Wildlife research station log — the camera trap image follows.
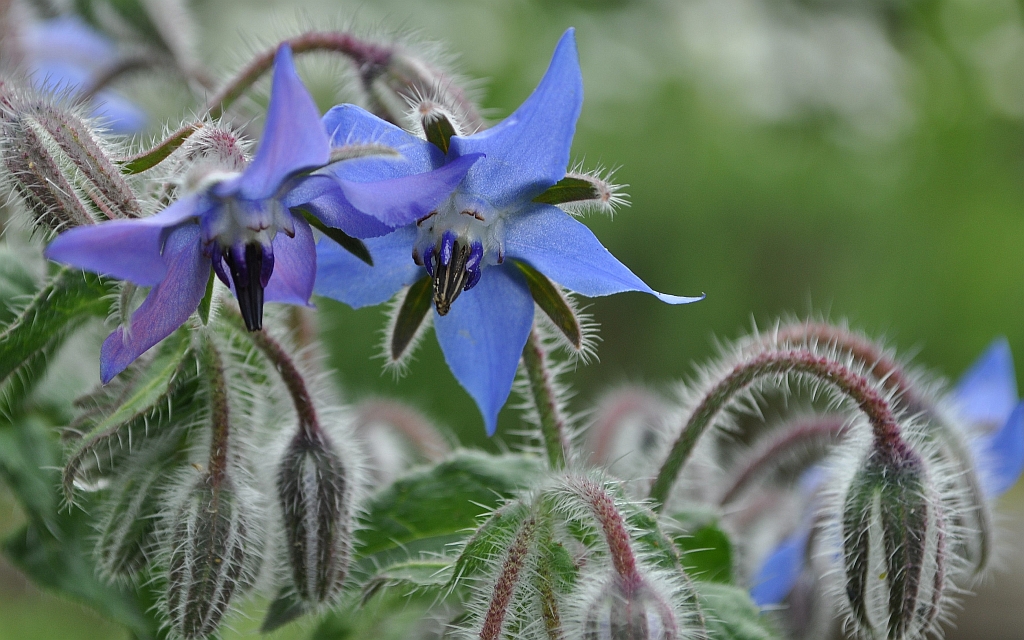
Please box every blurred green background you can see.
[4,0,1024,637]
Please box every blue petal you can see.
[954,338,1018,428]
[25,16,117,70]
[974,401,1024,497]
[322,104,442,179]
[233,45,330,200]
[90,89,148,134]
[448,29,582,208]
[503,204,703,304]
[434,265,534,436]
[264,213,315,306]
[313,226,420,308]
[45,195,205,286]
[750,530,809,607]
[334,153,481,228]
[100,225,209,383]
[287,176,394,239]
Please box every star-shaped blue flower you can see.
[312,29,701,435]
[22,15,147,134]
[46,45,471,384]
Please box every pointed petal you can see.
[334,153,481,228]
[954,338,1018,427]
[235,45,330,200]
[45,195,204,286]
[313,226,420,308]
[264,213,315,306]
[448,29,582,208]
[750,530,808,607]
[100,225,208,383]
[974,401,1024,497]
[504,204,703,304]
[322,104,442,178]
[434,265,534,436]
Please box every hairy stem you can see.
[204,341,231,484]
[718,414,850,506]
[479,516,537,640]
[205,32,393,120]
[649,348,908,511]
[248,329,321,440]
[522,330,569,470]
[567,475,641,585]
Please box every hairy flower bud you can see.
[841,445,947,640]
[95,458,170,581]
[164,472,261,639]
[277,428,352,605]
[583,573,678,640]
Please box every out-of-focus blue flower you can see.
[311,28,701,435]
[750,340,1024,608]
[20,15,147,134]
[46,45,432,384]
[952,338,1024,497]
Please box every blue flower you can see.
[311,29,701,436]
[46,45,455,384]
[952,338,1024,497]
[21,15,147,134]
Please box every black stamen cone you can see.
[432,241,471,316]
[225,243,265,331]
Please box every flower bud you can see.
[841,445,947,640]
[583,574,678,640]
[277,428,352,605]
[164,472,261,639]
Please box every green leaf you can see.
[0,267,110,389]
[119,123,201,175]
[62,329,198,497]
[362,559,453,604]
[390,277,432,361]
[532,176,601,206]
[294,207,373,266]
[513,260,581,349]
[697,583,780,640]
[4,516,161,640]
[669,506,734,584]
[357,451,543,560]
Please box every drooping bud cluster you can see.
[582,573,678,640]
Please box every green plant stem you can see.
[521,330,568,470]
[248,329,321,440]
[204,341,230,483]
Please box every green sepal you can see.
[422,112,457,154]
[62,328,198,498]
[448,500,532,588]
[294,207,373,266]
[198,268,216,325]
[532,176,601,206]
[119,123,201,174]
[260,589,307,633]
[513,260,582,349]
[390,276,432,361]
[357,451,543,562]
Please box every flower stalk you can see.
[479,516,537,640]
[522,329,570,469]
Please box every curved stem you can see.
[205,32,393,120]
[648,348,907,511]
[79,55,163,101]
[248,329,321,440]
[354,399,450,462]
[522,329,569,470]
[567,475,640,584]
[718,415,850,506]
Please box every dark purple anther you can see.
[223,242,269,331]
[430,235,478,316]
[260,243,275,288]
[210,244,231,287]
[464,241,484,291]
